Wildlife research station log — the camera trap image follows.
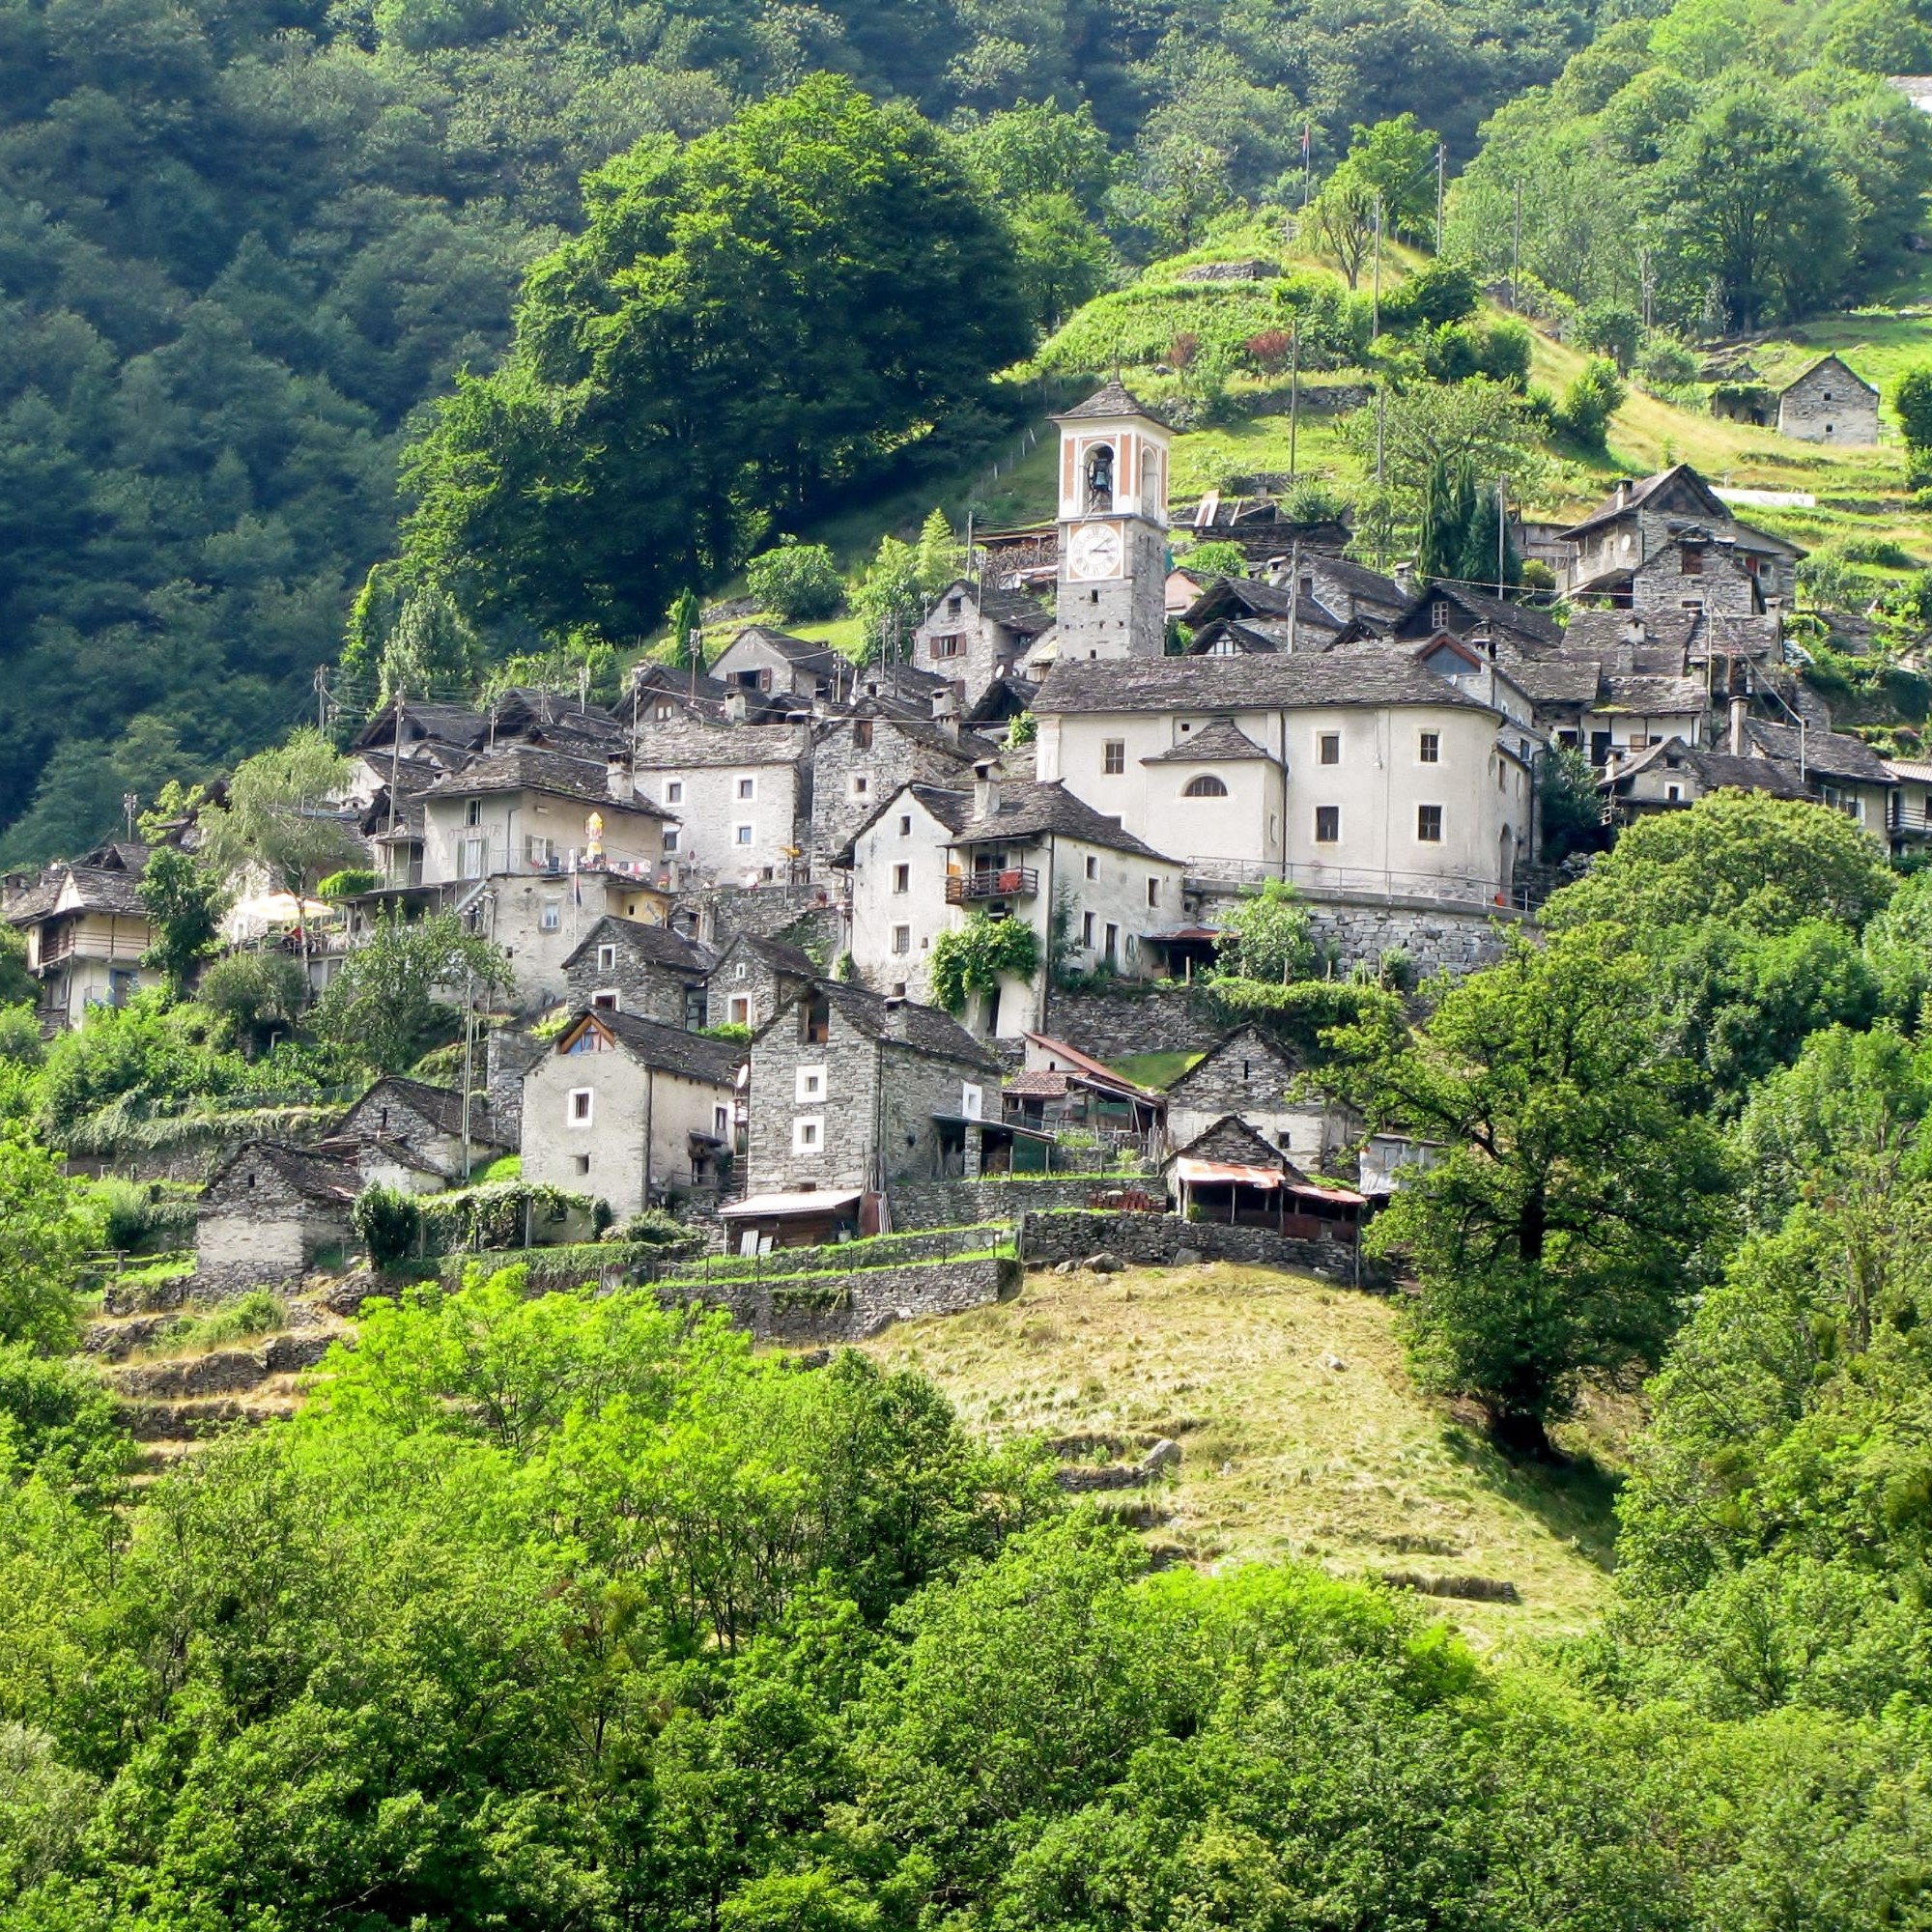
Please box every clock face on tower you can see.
[1066,520,1125,582]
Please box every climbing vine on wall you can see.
[929,915,1041,1013]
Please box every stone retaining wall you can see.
[661,1253,1019,1344]
[889,1176,1133,1230]
[1039,984,1210,1058]
[1018,1209,1385,1284]
[1300,895,1520,979]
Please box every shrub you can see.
[354,1184,422,1269]
[1179,539,1247,578]
[1556,357,1626,450]
[1381,259,1479,330]
[151,1289,287,1354]
[1573,299,1641,371]
[1635,333,1698,388]
[605,1208,699,1249]
[745,537,845,623]
[89,1177,156,1253]
[1284,477,1347,524]
[316,868,380,900]
[1243,327,1294,374]
[930,915,1041,1014]
[198,952,307,1050]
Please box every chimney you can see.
[1616,480,1631,508]
[973,758,1000,822]
[882,993,910,1037]
[1623,615,1644,647]
[724,691,748,724]
[1394,560,1415,592]
[1729,696,1747,756]
[606,753,632,802]
[931,686,960,738]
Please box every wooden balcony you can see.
[947,867,1037,904]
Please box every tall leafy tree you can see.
[136,848,231,1000]
[404,77,1030,640]
[1332,925,1732,1453]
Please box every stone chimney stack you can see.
[882,993,910,1038]
[931,686,960,739]
[606,753,632,802]
[973,758,1000,823]
[1729,696,1748,757]
[1617,479,1632,508]
[724,691,748,724]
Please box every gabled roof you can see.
[420,748,675,817]
[5,861,151,925]
[1745,720,1896,786]
[714,625,852,673]
[351,698,488,753]
[831,781,974,865]
[337,1075,473,1141]
[761,982,1005,1073]
[714,932,821,978]
[925,579,1055,637]
[1034,646,1498,718]
[205,1139,359,1209]
[1557,465,1733,540]
[1168,1026,1302,1095]
[562,914,714,976]
[1778,354,1877,400]
[1306,554,1409,608]
[1163,1113,1299,1175]
[1596,674,1708,716]
[1054,377,1163,423]
[1143,718,1276,763]
[945,781,1180,863]
[1395,582,1564,649]
[550,1009,743,1086]
[1603,736,1809,801]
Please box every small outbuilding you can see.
[196,1141,360,1297]
[1162,1115,1364,1242]
[1776,355,1879,445]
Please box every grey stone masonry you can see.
[661,1253,1019,1344]
[563,918,712,1029]
[1776,355,1879,446]
[1041,984,1213,1058]
[888,1174,1124,1230]
[1019,1209,1385,1283]
[485,1024,546,1151]
[1301,894,1519,978]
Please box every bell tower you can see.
[1053,379,1171,662]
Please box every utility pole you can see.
[459,968,475,1180]
[123,792,138,842]
[1496,475,1509,598]
[1287,320,1301,480]
[1287,536,1302,654]
[1371,195,1383,339]
[1435,143,1446,255]
[313,663,330,735]
[1300,120,1312,215]
[387,688,404,839]
[1510,182,1522,310]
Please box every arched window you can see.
[1182,775,1229,797]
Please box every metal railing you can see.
[1183,858,1533,912]
[947,867,1038,903]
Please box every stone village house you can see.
[1161,1026,1353,1168]
[725,981,1004,1249]
[318,1074,508,1191]
[912,578,1055,710]
[195,1140,359,1297]
[1776,355,1880,445]
[2,841,156,1030]
[705,932,819,1031]
[520,1009,742,1220]
[562,915,715,1030]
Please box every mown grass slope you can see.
[862,1260,1621,1649]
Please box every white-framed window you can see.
[796,1065,827,1102]
[728,996,751,1025]
[567,1088,594,1127]
[893,924,911,954]
[666,780,684,804]
[736,775,756,801]
[792,1115,824,1152]
[1319,732,1340,765]
[734,961,748,980]
[525,834,554,867]
[893,864,910,894]
[1103,739,1125,775]
[1315,806,1340,842]
[465,798,482,828]
[662,829,679,852]
[1419,730,1439,764]
[1417,805,1443,842]
[1182,775,1228,797]
[1665,782,1682,802]
[850,776,868,798]
[1430,598,1453,629]
[591,990,618,1011]
[597,943,617,970]
[961,1082,982,1120]
[459,837,487,880]
[734,824,754,846]
[540,901,561,932]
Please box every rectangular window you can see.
[892,924,911,954]
[666,781,684,804]
[524,835,554,867]
[591,990,618,1011]
[568,1088,593,1126]
[734,824,753,846]
[801,991,831,1045]
[1085,855,1098,881]
[573,1152,590,1176]
[934,634,963,658]
[893,864,910,894]
[736,776,756,800]
[459,838,487,880]
[1318,732,1340,765]
[1665,783,1682,802]
[854,720,873,750]
[1082,911,1094,947]
[1104,923,1119,964]
[795,1065,827,1103]
[1417,805,1443,842]
[850,776,868,798]
[1682,549,1704,575]
[714,1105,730,1137]
[961,1082,982,1120]
[540,901,561,932]
[792,1115,823,1152]
[899,815,913,837]
[1147,877,1160,908]
[1315,806,1340,843]
[464,798,481,828]
[1103,739,1125,775]
[1418,731,1439,764]
[729,996,751,1026]
[662,829,679,853]
[597,944,617,970]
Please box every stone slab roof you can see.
[420,748,675,817]
[1746,720,1895,785]
[562,915,714,976]
[554,1009,743,1086]
[799,981,1005,1074]
[945,781,1178,862]
[1054,377,1162,422]
[1144,718,1275,762]
[1035,647,1496,718]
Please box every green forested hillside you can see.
[0,0,1604,862]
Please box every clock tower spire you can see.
[1052,378,1171,663]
